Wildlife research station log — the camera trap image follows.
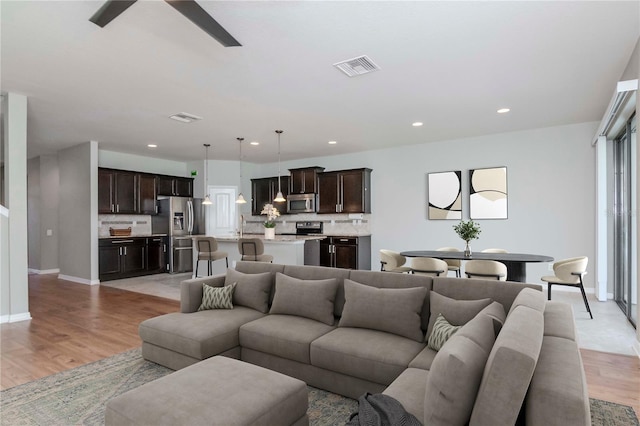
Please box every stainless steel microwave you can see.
[287,193,317,213]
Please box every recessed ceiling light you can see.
[328,140,337,145]
[497,108,510,114]
[412,122,423,127]
[147,144,157,148]
[250,141,260,146]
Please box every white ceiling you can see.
[2,1,639,164]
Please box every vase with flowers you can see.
[453,220,481,257]
[261,203,280,239]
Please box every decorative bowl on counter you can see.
[109,227,132,236]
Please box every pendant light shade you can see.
[236,137,247,204]
[273,130,286,202]
[202,143,212,205]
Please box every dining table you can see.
[399,250,554,283]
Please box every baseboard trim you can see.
[28,268,60,275]
[0,312,32,323]
[57,274,100,286]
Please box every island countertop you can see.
[214,234,325,244]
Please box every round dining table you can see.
[400,250,554,283]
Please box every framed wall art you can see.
[428,170,462,220]
[469,166,508,219]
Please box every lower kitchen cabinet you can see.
[319,236,371,270]
[99,237,167,281]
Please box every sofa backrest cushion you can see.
[224,269,272,313]
[235,261,285,303]
[283,265,351,316]
[426,292,492,340]
[469,305,544,426]
[423,312,497,425]
[269,273,338,325]
[507,287,546,316]
[349,270,433,329]
[433,277,542,313]
[339,279,428,342]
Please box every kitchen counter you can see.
[215,234,326,244]
[99,234,168,240]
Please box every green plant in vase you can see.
[453,220,481,257]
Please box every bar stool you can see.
[194,236,228,277]
[238,238,274,262]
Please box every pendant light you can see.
[202,143,212,205]
[236,137,247,204]
[273,129,286,202]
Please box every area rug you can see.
[1,348,636,426]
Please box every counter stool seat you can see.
[105,356,309,426]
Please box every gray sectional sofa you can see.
[139,261,590,425]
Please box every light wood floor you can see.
[1,274,639,418]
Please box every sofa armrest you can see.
[180,275,226,313]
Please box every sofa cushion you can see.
[507,287,546,316]
[339,279,427,342]
[543,301,577,341]
[383,368,429,424]
[427,313,460,351]
[407,347,438,370]
[198,283,235,311]
[239,314,335,364]
[225,269,272,313]
[283,264,352,317]
[139,307,265,360]
[426,292,491,339]
[423,312,497,426]
[269,273,338,325]
[310,327,425,385]
[469,305,544,426]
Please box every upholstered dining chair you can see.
[194,236,228,277]
[238,238,274,263]
[464,260,507,281]
[411,257,448,277]
[481,248,508,253]
[436,247,462,277]
[541,256,592,319]
[379,249,412,273]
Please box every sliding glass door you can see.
[613,113,637,327]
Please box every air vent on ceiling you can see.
[169,112,203,123]
[333,55,380,77]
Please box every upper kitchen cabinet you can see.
[289,167,324,194]
[98,169,137,214]
[138,173,157,215]
[251,176,290,215]
[157,176,193,197]
[317,168,372,214]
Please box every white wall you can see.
[99,150,188,176]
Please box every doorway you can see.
[205,186,238,237]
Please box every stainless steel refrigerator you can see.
[152,197,205,273]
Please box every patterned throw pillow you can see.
[198,283,236,311]
[427,313,460,351]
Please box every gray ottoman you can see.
[106,356,309,426]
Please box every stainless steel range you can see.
[296,221,324,266]
[295,221,323,235]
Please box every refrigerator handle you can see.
[187,200,194,234]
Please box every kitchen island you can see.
[192,234,325,277]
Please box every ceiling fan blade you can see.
[164,0,241,47]
[90,0,137,27]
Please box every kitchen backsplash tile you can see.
[98,214,152,237]
[241,213,371,236]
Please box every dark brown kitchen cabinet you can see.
[146,237,167,273]
[138,174,157,214]
[317,168,372,214]
[289,167,324,194]
[99,237,167,281]
[319,236,371,270]
[157,176,193,197]
[98,169,137,214]
[251,176,290,215]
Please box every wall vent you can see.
[333,55,380,77]
[169,112,203,123]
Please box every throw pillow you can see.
[197,283,236,311]
[224,269,273,313]
[427,313,460,351]
[269,273,338,325]
[338,279,428,342]
[426,292,492,340]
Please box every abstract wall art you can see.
[428,170,462,220]
[469,166,508,219]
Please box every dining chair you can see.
[541,257,592,319]
[481,248,508,253]
[238,238,274,263]
[464,260,507,280]
[194,236,228,277]
[411,257,448,277]
[436,247,461,277]
[379,249,412,273]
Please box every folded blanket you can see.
[346,392,422,426]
